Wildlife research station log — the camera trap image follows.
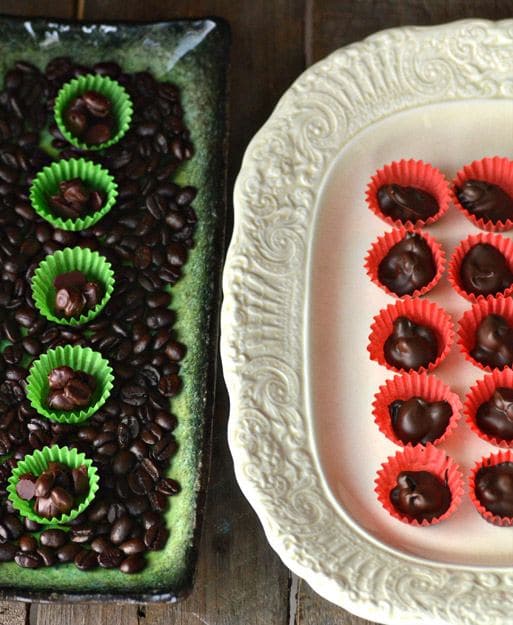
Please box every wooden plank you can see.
[307,0,513,63]
[294,577,376,625]
[31,604,140,625]
[0,1,74,18]
[0,601,28,625]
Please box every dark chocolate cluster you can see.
[475,462,513,517]
[457,179,513,224]
[49,177,105,220]
[64,90,115,145]
[389,397,452,445]
[53,270,102,318]
[389,470,451,521]
[378,232,436,296]
[384,317,438,371]
[471,314,513,368]
[377,184,439,223]
[16,461,88,519]
[476,387,513,440]
[460,243,513,296]
[47,366,96,411]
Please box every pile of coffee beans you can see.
[47,366,96,411]
[64,90,115,145]
[49,177,105,220]
[16,461,88,519]
[0,57,194,572]
[54,270,103,318]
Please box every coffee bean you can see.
[0,542,16,561]
[56,542,81,563]
[120,553,146,574]
[98,546,124,568]
[19,534,38,552]
[74,548,98,570]
[156,477,181,495]
[158,374,182,397]
[40,528,67,548]
[70,525,94,543]
[37,545,56,566]
[110,515,133,545]
[15,551,42,568]
[144,524,168,550]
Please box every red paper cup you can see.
[375,444,464,526]
[365,227,445,299]
[469,450,513,525]
[457,297,513,372]
[373,372,461,447]
[448,232,513,302]
[366,159,450,229]
[368,298,454,374]
[464,369,513,447]
[451,157,513,232]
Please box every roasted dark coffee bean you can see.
[120,553,146,574]
[156,477,181,495]
[110,515,133,545]
[37,545,56,567]
[158,374,182,397]
[56,542,81,563]
[22,336,41,356]
[15,551,42,568]
[0,542,16,561]
[152,436,178,462]
[165,341,186,362]
[144,524,169,550]
[24,518,40,532]
[74,548,98,570]
[19,534,38,552]
[3,344,23,365]
[140,457,160,482]
[112,449,136,475]
[91,536,111,553]
[3,514,23,539]
[119,537,145,555]
[70,525,94,543]
[125,496,149,516]
[154,411,177,431]
[98,546,124,568]
[40,528,67,548]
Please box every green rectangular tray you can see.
[0,14,229,603]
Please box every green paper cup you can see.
[7,445,99,526]
[29,157,117,231]
[26,345,114,424]
[54,73,133,150]
[32,247,115,327]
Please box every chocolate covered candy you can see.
[47,366,96,411]
[471,314,513,369]
[476,387,513,440]
[390,470,451,521]
[475,462,513,517]
[389,397,452,445]
[460,243,513,296]
[457,179,513,224]
[384,316,438,371]
[64,91,114,145]
[53,270,103,318]
[378,232,436,296]
[377,184,439,223]
[48,178,105,220]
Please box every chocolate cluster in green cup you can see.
[7,446,99,526]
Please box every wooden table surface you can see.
[0,1,513,624]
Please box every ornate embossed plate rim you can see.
[222,18,513,625]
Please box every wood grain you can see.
[31,604,140,625]
[0,601,28,625]
[0,1,73,18]
[307,0,513,63]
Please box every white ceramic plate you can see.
[221,19,513,625]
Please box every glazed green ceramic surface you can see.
[0,17,228,600]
